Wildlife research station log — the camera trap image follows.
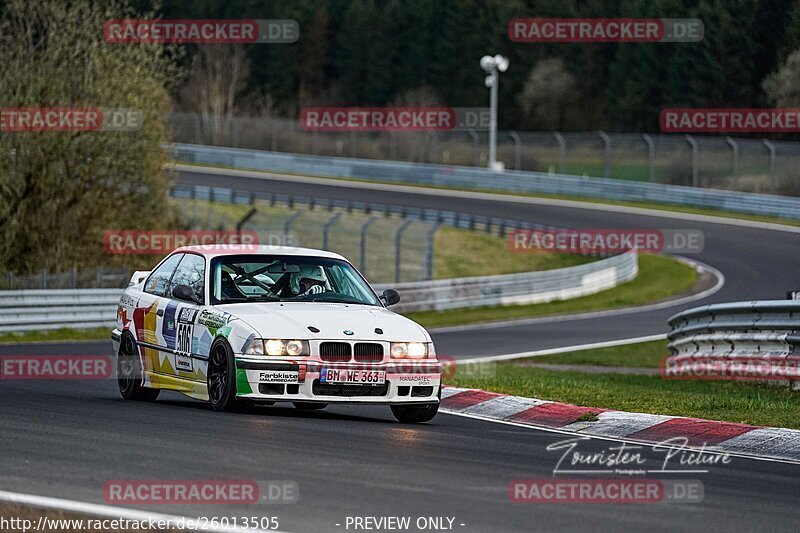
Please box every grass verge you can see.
[445,341,800,429]
[407,253,697,328]
[521,339,668,368]
[0,327,109,344]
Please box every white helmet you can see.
[290,265,326,295]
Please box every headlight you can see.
[243,337,265,355]
[263,339,310,356]
[390,342,432,359]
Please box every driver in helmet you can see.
[290,265,328,296]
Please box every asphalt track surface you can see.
[2,167,799,532]
[176,167,800,356]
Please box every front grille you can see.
[320,342,351,362]
[312,379,389,397]
[354,342,383,362]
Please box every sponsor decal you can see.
[258,371,299,383]
[198,310,228,329]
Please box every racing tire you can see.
[207,339,242,412]
[293,402,327,411]
[117,333,159,402]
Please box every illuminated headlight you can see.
[263,339,310,356]
[390,342,432,359]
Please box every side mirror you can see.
[172,284,202,304]
[380,288,401,306]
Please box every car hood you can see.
[216,302,429,342]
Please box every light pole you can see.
[480,54,509,171]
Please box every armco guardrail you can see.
[172,143,800,220]
[667,301,800,386]
[0,252,636,332]
[375,250,637,313]
[0,289,124,332]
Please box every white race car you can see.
[111,244,442,422]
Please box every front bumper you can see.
[234,357,442,405]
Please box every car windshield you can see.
[210,255,381,306]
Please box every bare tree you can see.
[179,45,251,145]
[516,58,580,130]
[763,49,800,106]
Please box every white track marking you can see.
[172,163,800,234]
[0,490,284,533]
[455,334,668,364]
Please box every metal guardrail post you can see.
[194,114,201,144]
[423,222,442,280]
[389,132,397,161]
[467,130,480,166]
[322,212,341,250]
[97,267,104,289]
[271,120,278,152]
[311,130,318,155]
[685,134,699,187]
[40,270,46,290]
[553,132,566,173]
[236,207,258,236]
[725,136,739,188]
[642,133,655,182]
[71,267,77,289]
[283,211,303,242]
[359,216,378,274]
[763,139,777,195]
[599,131,611,178]
[509,131,522,170]
[395,219,415,284]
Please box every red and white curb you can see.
[440,387,800,463]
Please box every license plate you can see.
[320,368,386,384]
